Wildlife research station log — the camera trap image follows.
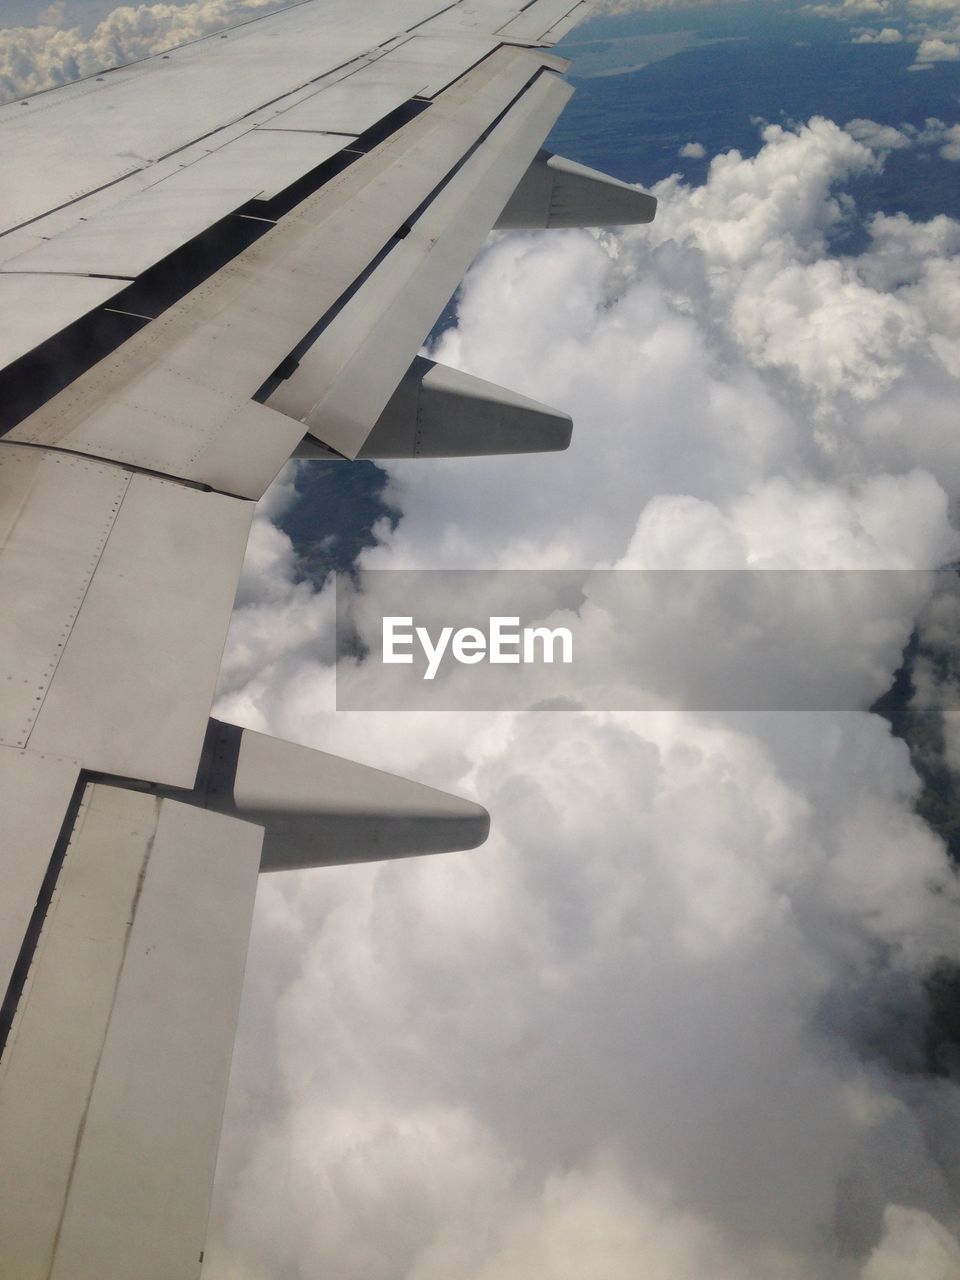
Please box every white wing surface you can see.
[0,2,656,1273]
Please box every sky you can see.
[4,1,960,1278]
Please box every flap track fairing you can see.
[295,355,572,459]
[163,719,490,871]
[495,148,657,229]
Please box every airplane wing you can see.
[0,2,655,1274]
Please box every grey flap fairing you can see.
[359,356,573,457]
[295,356,572,458]
[496,150,658,229]
[161,719,490,871]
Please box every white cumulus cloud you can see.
[845,118,912,149]
[854,26,906,40]
[205,114,960,1280]
[916,34,960,57]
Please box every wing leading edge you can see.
[0,0,656,1272]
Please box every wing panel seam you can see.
[0,445,132,750]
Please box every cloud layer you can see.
[206,112,960,1280]
[802,0,960,66]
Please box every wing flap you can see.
[268,69,573,457]
[0,784,262,1280]
[7,48,564,495]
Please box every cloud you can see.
[0,0,294,101]
[863,1206,960,1279]
[810,0,960,14]
[679,140,707,158]
[916,34,960,56]
[207,707,960,1280]
[853,25,906,40]
[912,118,960,158]
[845,117,912,148]
[940,124,960,159]
[206,115,960,1280]
[805,1,899,16]
[591,0,748,11]
[803,0,960,68]
[35,1,68,23]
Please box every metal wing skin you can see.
[0,2,656,1274]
